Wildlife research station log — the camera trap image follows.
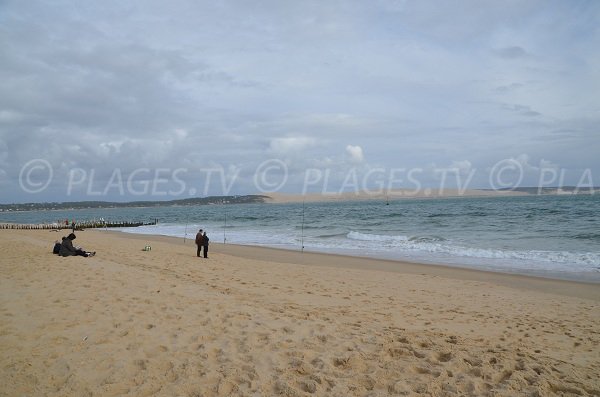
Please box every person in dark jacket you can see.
[195,229,204,257]
[202,231,209,258]
[59,233,95,257]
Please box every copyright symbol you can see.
[253,159,288,193]
[19,159,53,193]
[489,159,523,191]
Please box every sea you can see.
[2,195,599,282]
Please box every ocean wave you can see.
[572,232,600,241]
[526,208,564,217]
[424,245,600,267]
[230,215,261,221]
[347,231,409,242]
[347,231,445,243]
[345,231,600,267]
[315,232,349,238]
[408,235,446,243]
[466,211,489,217]
[426,213,454,218]
[295,224,332,230]
[386,212,404,218]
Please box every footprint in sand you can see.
[436,351,453,363]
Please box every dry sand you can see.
[1,229,599,396]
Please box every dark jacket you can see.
[195,233,204,246]
[203,234,209,246]
[59,237,76,257]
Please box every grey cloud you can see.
[494,83,524,93]
[495,46,529,59]
[501,104,542,117]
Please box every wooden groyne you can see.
[0,219,158,230]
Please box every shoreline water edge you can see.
[1,195,599,282]
[114,227,600,284]
[97,229,600,300]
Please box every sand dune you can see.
[264,189,527,203]
[1,229,599,396]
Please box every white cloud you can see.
[449,160,473,176]
[346,145,364,163]
[269,137,317,153]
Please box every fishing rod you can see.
[183,215,189,244]
[301,199,305,253]
[223,204,227,244]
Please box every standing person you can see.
[71,220,76,232]
[195,229,204,257]
[203,231,209,258]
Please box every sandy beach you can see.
[1,229,599,396]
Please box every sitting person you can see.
[59,233,95,257]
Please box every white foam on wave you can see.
[119,224,188,238]
[118,223,299,246]
[345,231,600,269]
[347,231,409,242]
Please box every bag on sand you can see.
[53,242,61,255]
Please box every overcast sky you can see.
[1,0,599,202]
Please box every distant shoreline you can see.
[1,187,597,210]
[263,189,529,204]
